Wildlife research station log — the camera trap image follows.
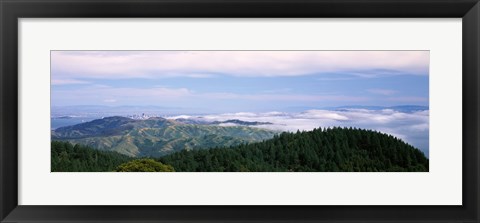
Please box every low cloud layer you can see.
[167,108,429,156]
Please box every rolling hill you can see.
[158,127,429,172]
[52,116,277,157]
[51,127,428,172]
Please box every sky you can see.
[51,51,429,113]
[51,51,430,154]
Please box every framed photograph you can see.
[1,0,479,222]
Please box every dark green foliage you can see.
[52,127,429,172]
[116,159,175,172]
[51,141,133,172]
[158,127,429,172]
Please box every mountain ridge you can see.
[52,116,277,157]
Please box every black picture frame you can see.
[1,0,479,222]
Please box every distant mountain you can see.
[388,105,429,112]
[211,119,273,126]
[174,118,273,126]
[52,116,277,157]
[175,118,273,126]
[282,105,428,113]
[174,118,212,125]
[327,105,429,113]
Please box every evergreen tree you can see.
[116,159,175,172]
[157,127,429,172]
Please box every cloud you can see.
[103,99,117,103]
[52,84,371,106]
[51,79,90,85]
[185,73,215,78]
[51,51,429,80]
[262,88,292,93]
[297,110,349,121]
[387,96,428,102]
[367,88,397,95]
[166,108,429,156]
[52,86,193,105]
[409,123,429,131]
[201,92,370,102]
[317,77,357,81]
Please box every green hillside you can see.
[52,116,277,157]
[158,127,429,172]
[51,141,133,172]
[52,127,429,172]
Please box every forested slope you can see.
[158,127,429,172]
[52,127,429,172]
